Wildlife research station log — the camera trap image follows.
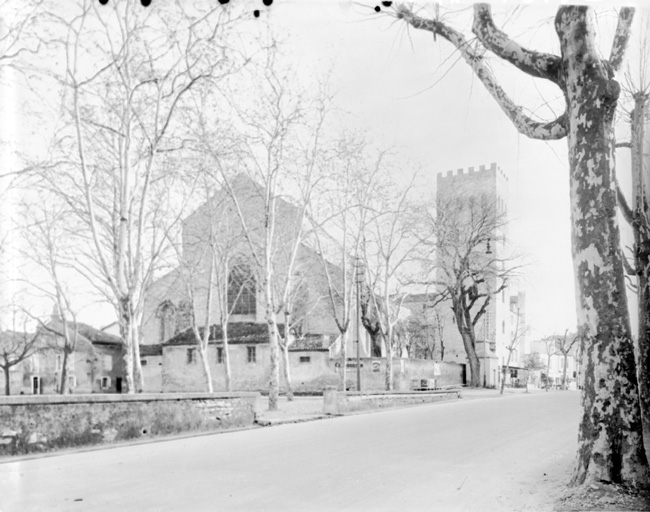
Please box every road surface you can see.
[0,391,580,512]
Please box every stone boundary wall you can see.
[322,388,461,415]
[0,392,260,456]
[340,359,465,391]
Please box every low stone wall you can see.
[336,359,465,391]
[322,388,461,415]
[0,392,260,456]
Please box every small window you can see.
[101,377,111,389]
[187,348,196,364]
[247,346,256,363]
[140,359,148,366]
[217,347,223,364]
[299,356,311,364]
[68,375,77,388]
[56,355,62,371]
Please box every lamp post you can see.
[356,256,364,392]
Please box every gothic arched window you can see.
[228,265,256,316]
[156,301,176,342]
[176,300,192,333]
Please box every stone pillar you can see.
[322,386,338,415]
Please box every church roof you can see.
[164,322,280,346]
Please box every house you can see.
[161,322,338,392]
[3,318,124,395]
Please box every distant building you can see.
[3,317,124,395]
[528,337,579,389]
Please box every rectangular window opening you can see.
[247,346,256,363]
[217,347,224,364]
[299,356,311,364]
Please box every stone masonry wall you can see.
[0,392,259,456]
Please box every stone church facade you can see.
[141,175,373,392]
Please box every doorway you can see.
[32,376,42,395]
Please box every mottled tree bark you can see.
[556,7,646,486]
[384,328,394,391]
[266,276,280,410]
[396,2,648,487]
[118,299,135,394]
[280,342,294,401]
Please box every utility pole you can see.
[356,256,364,392]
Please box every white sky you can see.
[260,0,643,339]
[3,0,645,339]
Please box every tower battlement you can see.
[437,162,508,182]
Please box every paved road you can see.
[0,391,580,512]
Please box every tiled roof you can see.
[289,334,329,351]
[43,319,122,345]
[140,344,163,356]
[164,322,279,346]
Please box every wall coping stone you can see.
[0,392,261,406]
[341,388,462,398]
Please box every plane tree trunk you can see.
[396,2,648,487]
[629,95,650,425]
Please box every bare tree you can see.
[0,306,41,395]
[394,312,428,359]
[275,256,326,401]
[310,137,384,391]
[19,199,82,394]
[0,0,44,72]
[500,305,527,395]
[556,330,580,391]
[522,351,546,393]
[35,0,246,393]
[615,11,650,425]
[540,334,562,392]
[431,309,446,362]
[394,4,647,486]
[362,175,420,391]
[194,42,333,410]
[421,191,515,388]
